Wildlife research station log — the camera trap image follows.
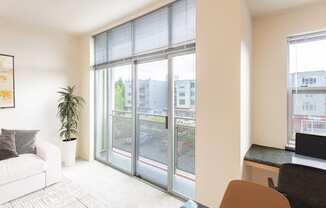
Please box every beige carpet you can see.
[62,161,183,208]
[2,179,109,208]
[2,161,183,208]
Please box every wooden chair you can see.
[220,180,290,208]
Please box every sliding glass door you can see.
[108,65,133,173]
[135,60,169,188]
[172,53,196,197]
[94,69,108,162]
[93,0,196,199]
[94,54,196,198]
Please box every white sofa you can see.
[0,140,61,204]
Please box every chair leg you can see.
[268,177,276,189]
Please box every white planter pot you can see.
[62,139,77,167]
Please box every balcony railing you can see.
[104,110,195,178]
[175,117,195,175]
[292,116,326,138]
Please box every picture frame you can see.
[0,54,15,109]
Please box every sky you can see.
[112,65,132,82]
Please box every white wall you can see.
[240,0,252,180]
[77,36,93,160]
[196,0,252,207]
[0,21,80,147]
[251,1,326,184]
[252,1,326,149]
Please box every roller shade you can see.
[134,8,169,54]
[288,31,326,44]
[93,0,196,69]
[94,32,108,67]
[171,0,196,45]
[108,23,132,61]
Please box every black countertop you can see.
[244,144,295,168]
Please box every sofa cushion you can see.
[0,154,46,185]
[1,129,39,154]
[0,134,18,161]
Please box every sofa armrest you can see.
[36,140,62,186]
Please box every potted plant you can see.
[57,86,84,166]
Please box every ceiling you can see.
[0,0,160,34]
[247,0,324,17]
[1,0,325,34]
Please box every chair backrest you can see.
[220,180,290,208]
[278,163,326,208]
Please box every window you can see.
[93,0,195,66]
[171,0,196,45]
[94,32,108,66]
[134,8,169,54]
[93,0,196,199]
[301,77,317,86]
[288,32,326,146]
[179,99,186,105]
[108,23,132,61]
[173,54,196,198]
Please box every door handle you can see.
[165,116,168,129]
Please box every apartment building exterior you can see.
[124,80,168,114]
[290,71,326,135]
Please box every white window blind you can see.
[108,23,132,61]
[288,32,326,146]
[93,0,196,68]
[134,8,169,54]
[94,32,107,66]
[171,0,196,45]
[288,31,326,44]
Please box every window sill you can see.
[285,144,295,152]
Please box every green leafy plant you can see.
[57,86,85,142]
[114,78,125,111]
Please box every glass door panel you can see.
[94,69,109,162]
[108,65,133,173]
[136,60,169,188]
[94,55,196,199]
[172,53,196,198]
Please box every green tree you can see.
[115,79,125,111]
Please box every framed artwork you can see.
[0,54,15,108]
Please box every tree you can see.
[115,79,125,111]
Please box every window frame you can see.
[93,0,197,199]
[287,32,326,148]
[287,39,294,148]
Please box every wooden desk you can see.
[244,160,279,173]
[244,144,326,171]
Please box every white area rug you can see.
[1,179,109,208]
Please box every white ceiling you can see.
[247,0,324,16]
[0,0,161,34]
[1,0,325,34]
